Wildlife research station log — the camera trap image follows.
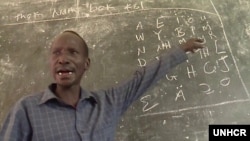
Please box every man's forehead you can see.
[50,31,89,57]
[54,32,80,41]
[51,33,82,47]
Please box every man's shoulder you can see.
[15,90,45,108]
[6,90,46,117]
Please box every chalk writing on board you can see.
[2,1,146,25]
[14,12,44,22]
[135,0,249,118]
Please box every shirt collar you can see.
[38,83,97,105]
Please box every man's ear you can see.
[84,58,90,71]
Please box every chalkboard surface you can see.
[1,0,250,140]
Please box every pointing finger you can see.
[195,38,204,43]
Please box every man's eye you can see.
[52,51,60,55]
[71,50,78,54]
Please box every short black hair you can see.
[62,30,89,57]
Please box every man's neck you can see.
[55,84,81,108]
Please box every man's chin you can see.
[56,81,75,88]
[54,77,81,88]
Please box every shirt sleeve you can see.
[0,99,32,141]
[107,47,188,115]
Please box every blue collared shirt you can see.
[0,47,187,141]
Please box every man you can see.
[0,30,204,141]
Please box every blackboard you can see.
[1,0,250,140]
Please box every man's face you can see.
[49,32,90,87]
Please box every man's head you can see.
[49,30,90,87]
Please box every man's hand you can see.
[181,38,205,53]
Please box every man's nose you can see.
[58,53,70,64]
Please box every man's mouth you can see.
[56,69,74,76]
[58,71,73,75]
